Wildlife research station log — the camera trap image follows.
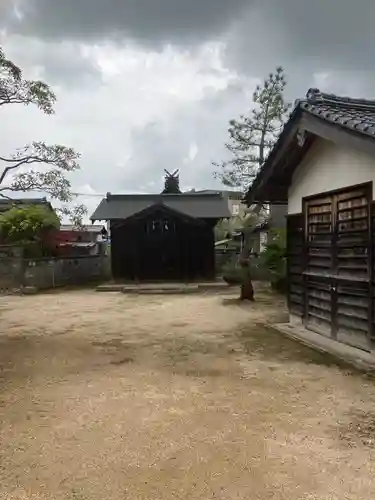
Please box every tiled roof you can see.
[90,193,231,221]
[0,197,53,213]
[298,88,375,138]
[245,88,375,205]
[60,224,104,232]
[188,189,244,198]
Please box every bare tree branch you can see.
[0,142,80,197]
[0,192,14,201]
[0,46,87,227]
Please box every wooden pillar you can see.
[286,213,304,319]
[109,221,119,280]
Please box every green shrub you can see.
[259,228,287,292]
[0,204,60,256]
[221,255,246,285]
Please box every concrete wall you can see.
[0,245,110,292]
[288,138,375,214]
[23,255,110,290]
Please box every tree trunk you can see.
[240,280,255,301]
[239,261,255,301]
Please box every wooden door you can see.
[305,194,335,337]
[304,185,372,350]
[335,187,371,350]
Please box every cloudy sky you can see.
[1,0,375,218]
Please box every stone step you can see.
[96,284,127,292]
[122,285,199,295]
[96,281,229,294]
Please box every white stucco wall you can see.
[288,138,375,214]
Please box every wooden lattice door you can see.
[304,184,372,350]
[304,194,335,337]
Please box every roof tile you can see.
[246,88,375,204]
[301,88,375,138]
[90,193,231,221]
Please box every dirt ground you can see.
[1,286,375,500]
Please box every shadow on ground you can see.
[238,323,356,370]
[0,287,368,391]
[0,321,363,390]
[221,293,289,324]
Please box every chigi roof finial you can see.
[161,169,181,194]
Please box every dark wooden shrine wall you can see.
[110,214,216,281]
[372,201,375,343]
[334,188,371,347]
[287,185,375,351]
[286,213,304,317]
[305,187,372,345]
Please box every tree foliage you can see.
[259,228,287,292]
[215,212,257,241]
[57,204,88,228]
[0,46,87,224]
[0,47,21,81]
[213,67,290,191]
[0,47,56,113]
[0,205,60,255]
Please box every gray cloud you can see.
[118,82,254,192]
[2,0,375,224]
[264,0,375,70]
[3,0,375,93]
[3,0,375,75]
[4,0,250,46]
[224,0,375,76]
[2,36,102,87]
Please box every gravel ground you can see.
[1,286,375,499]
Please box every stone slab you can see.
[96,284,127,292]
[97,281,229,294]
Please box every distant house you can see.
[91,171,230,281]
[0,197,54,214]
[187,189,246,229]
[246,88,375,352]
[57,224,107,242]
[54,224,108,257]
[189,189,287,249]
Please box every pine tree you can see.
[213,67,290,191]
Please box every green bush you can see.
[0,204,60,256]
[221,255,246,285]
[259,228,287,292]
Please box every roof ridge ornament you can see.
[306,88,323,103]
[305,88,375,111]
[161,169,181,194]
